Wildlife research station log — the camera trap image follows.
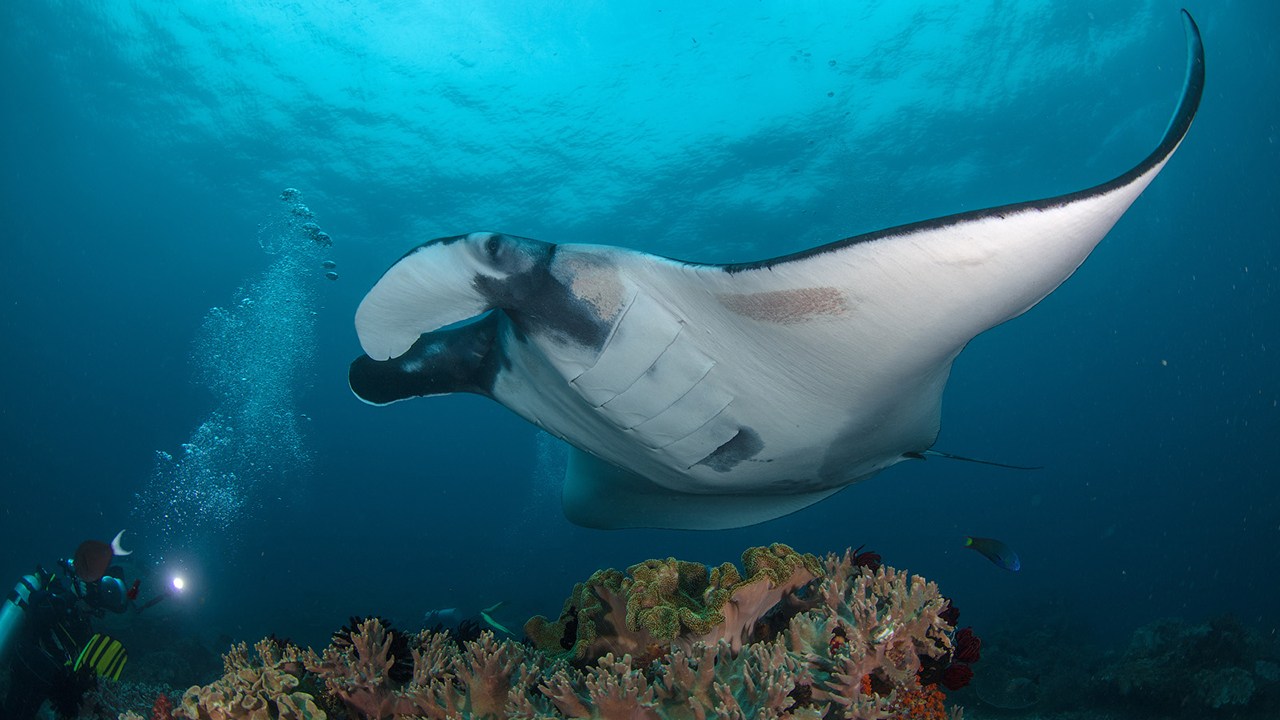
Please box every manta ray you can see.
[349,13,1204,530]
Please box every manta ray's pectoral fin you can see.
[563,448,842,530]
[349,312,504,405]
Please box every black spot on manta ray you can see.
[695,427,764,473]
[471,237,611,351]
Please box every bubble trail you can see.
[134,190,332,559]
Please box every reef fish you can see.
[349,14,1203,530]
[963,536,1022,572]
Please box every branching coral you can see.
[805,550,954,697]
[174,546,965,720]
[309,616,415,718]
[541,638,822,720]
[417,630,543,718]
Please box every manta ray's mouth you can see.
[355,241,496,361]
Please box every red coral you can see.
[941,663,973,691]
[888,683,948,720]
[150,693,173,720]
[829,624,849,656]
[953,627,981,663]
[851,544,882,572]
[938,599,959,627]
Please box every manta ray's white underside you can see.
[349,12,1204,530]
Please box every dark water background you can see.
[1,0,1276,677]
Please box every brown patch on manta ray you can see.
[717,287,847,323]
[554,253,628,322]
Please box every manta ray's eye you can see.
[485,234,502,259]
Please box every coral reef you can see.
[1104,614,1280,715]
[79,680,180,720]
[159,545,968,720]
[960,609,1280,719]
[175,638,325,719]
[526,543,823,662]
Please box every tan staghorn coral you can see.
[309,617,413,719]
[309,617,546,719]
[658,637,819,719]
[783,550,955,719]
[542,653,662,719]
[425,630,541,718]
[174,639,324,720]
[542,638,823,719]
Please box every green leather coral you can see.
[741,543,825,587]
[525,544,823,662]
[625,556,727,639]
[524,567,631,662]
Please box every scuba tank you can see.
[0,572,46,665]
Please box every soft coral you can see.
[150,693,173,720]
[889,683,949,720]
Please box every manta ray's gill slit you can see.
[599,326,719,430]
[694,427,766,473]
[568,288,640,383]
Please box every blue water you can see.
[1,0,1276,709]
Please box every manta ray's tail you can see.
[907,449,1044,471]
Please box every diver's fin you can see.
[478,610,515,636]
[110,529,132,556]
[72,633,127,680]
[478,601,513,635]
[908,449,1044,471]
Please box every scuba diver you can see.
[423,602,517,641]
[0,530,142,719]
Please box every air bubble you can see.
[135,189,324,556]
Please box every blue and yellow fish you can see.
[963,536,1021,572]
